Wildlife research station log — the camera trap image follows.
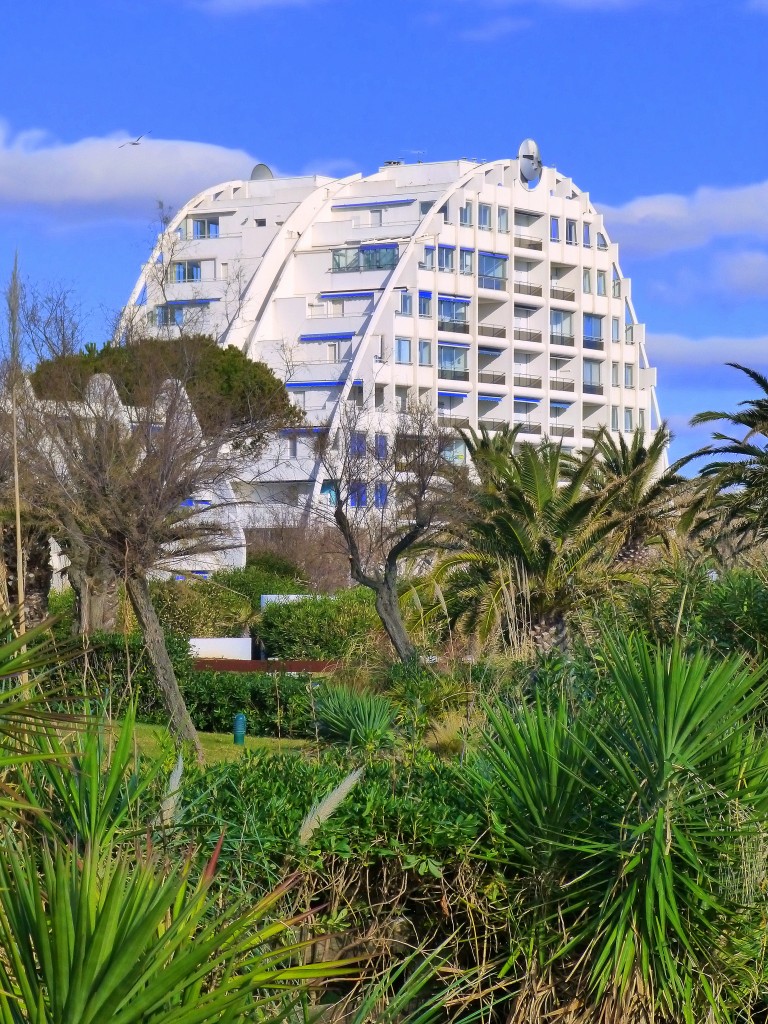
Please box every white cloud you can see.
[649,330,768,368]
[0,123,258,221]
[712,250,768,299]
[599,180,768,258]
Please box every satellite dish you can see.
[250,162,274,181]
[518,139,542,188]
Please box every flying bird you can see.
[119,132,151,148]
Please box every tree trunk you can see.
[66,543,120,634]
[530,611,568,657]
[1,523,53,628]
[373,583,417,663]
[124,574,204,765]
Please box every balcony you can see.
[550,333,575,347]
[438,319,470,334]
[513,374,542,389]
[438,368,470,382]
[478,371,507,385]
[478,275,508,291]
[550,377,575,392]
[513,419,542,434]
[583,337,605,351]
[438,415,470,429]
[549,423,575,438]
[583,426,605,439]
[478,323,506,338]
[514,234,543,251]
[583,383,604,396]
[478,418,508,431]
[550,286,575,301]
[514,282,543,298]
[514,328,542,343]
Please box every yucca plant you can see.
[315,685,398,754]
[0,831,353,1024]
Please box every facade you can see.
[125,148,660,516]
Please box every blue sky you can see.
[1,0,767,460]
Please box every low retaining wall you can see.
[193,658,339,674]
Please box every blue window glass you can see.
[375,433,388,460]
[400,291,412,315]
[395,337,412,364]
[321,481,338,506]
[418,292,432,317]
[350,481,367,507]
[583,223,591,247]
[360,244,398,270]
[422,246,435,269]
[550,216,560,242]
[374,482,388,508]
[478,204,491,230]
[438,245,454,272]
[351,431,366,456]
[478,253,507,290]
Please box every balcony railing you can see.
[583,426,604,439]
[513,419,542,434]
[549,377,575,392]
[514,328,542,343]
[438,415,470,428]
[550,333,575,347]
[438,368,470,382]
[478,323,506,338]
[583,383,604,396]
[513,374,542,389]
[478,275,508,291]
[478,418,508,431]
[549,423,575,437]
[583,337,604,351]
[514,234,543,251]
[437,318,470,334]
[514,282,543,297]
[478,371,507,385]
[550,286,576,301]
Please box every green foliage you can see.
[315,686,398,753]
[258,588,382,659]
[245,551,307,581]
[384,659,466,742]
[212,563,309,626]
[30,333,301,435]
[149,578,253,638]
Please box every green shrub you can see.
[315,685,397,752]
[257,588,381,660]
[245,552,307,581]
[149,579,253,639]
[212,565,308,620]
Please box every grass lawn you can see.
[133,722,311,763]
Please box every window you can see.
[624,409,633,433]
[478,203,492,230]
[442,439,467,464]
[583,359,601,388]
[370,209,383,227]
[418,339,432,366]
[583,223,591,247]
[374,482,388,508]
[350,481,367,507]
[360,244,398,270]
[420,200,434,215]
[350,431,366,456]
[459,201,473,226]
[566,219,577,245]
[330,297,344,317]
[288,435,298,458]
[422,245,435,270]
[321,481,338,506]
[437,297,469,324]
[395,385,409,412]
[550,216,560,242]
[597,271,607,296]
[438,245,455,272]
[254,218,267,228]
[612,362,619,387]
[583,313,603,345]
[514,399,538,419]
[597,232,608,250]
[347,384,364,408]
[550,309,573,339]
[399,291,413,315]
[498,207,509,232]
[613,265,621,298]
[418,291,432,317]
[154,305,184,327]
[478,252,507,290]
[624,363,634,388]
[327,342,339,362]
[438,203,449,221]
[192,217,219,239]
[395,337,412,364]
[460,248,474,275]
[611,405,619,431]
[638,409,645,431]
[612,317,620,343]
[173,260,201,282]
[220,263,228,280]
[375,433,388,460]
[438,345,468,376]
[332,247,360,273]
[582,269,591,293]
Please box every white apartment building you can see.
[125,146,660,516]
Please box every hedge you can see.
[257,588,382,659]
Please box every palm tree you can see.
[587,424,688,569]
[690,362,768,540]
[429,435,618,654]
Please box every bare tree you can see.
[314,400,464,662]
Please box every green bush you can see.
[315,685,397,752]
[245,552,307,581]
[149,579,253,639]
[257,588,381,660]
[212,565,308,618]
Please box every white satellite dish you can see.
[250,162,274,180]
[518,139,542,188]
